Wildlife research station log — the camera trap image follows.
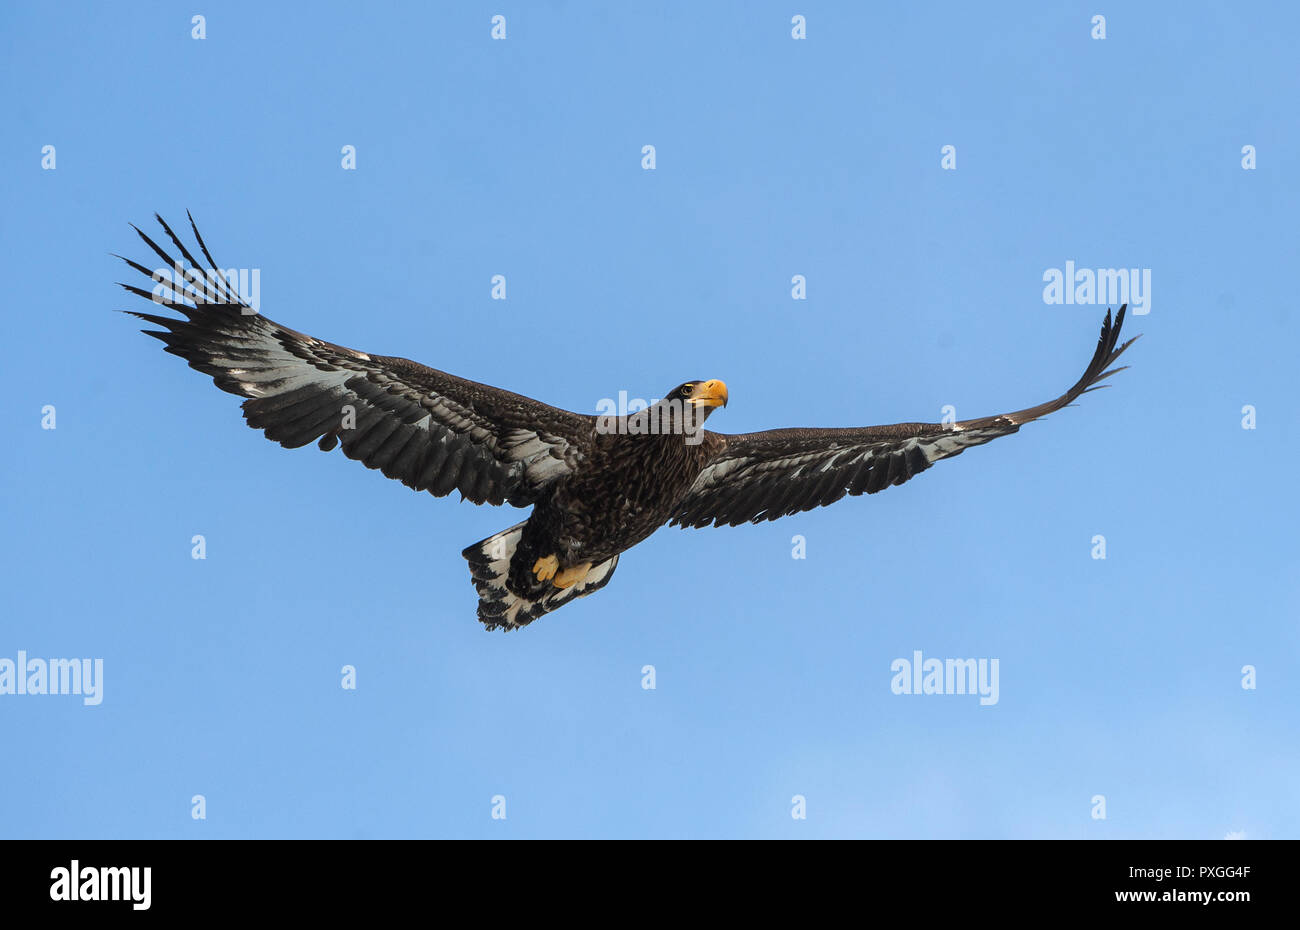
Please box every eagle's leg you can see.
[552,562,593,589]
[531,554,592,589]
[532,554,560,582]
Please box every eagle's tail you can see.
[462,523,620,631]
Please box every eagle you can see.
[120,214,1138,630]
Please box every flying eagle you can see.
[120,214,1138,630]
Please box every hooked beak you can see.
[689,379,728,409]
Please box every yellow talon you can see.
[552,562,592,589]
[533,554,559,582]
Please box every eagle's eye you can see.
[681,384,693,397]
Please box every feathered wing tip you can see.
[462,524,620,631]
[116,213,270,398]
[984,304,1141,429]
[1081,304,1140,392]
[117,212,250,312]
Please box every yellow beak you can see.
[690,379,728,408]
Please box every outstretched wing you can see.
[671,307,1137,528]
[120,214,593,507]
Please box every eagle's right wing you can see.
[671,307,1137,528]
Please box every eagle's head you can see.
[667,379,728,412]
[633,379,727,445]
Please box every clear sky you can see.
[1,1,1296,839]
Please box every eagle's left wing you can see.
[119,214,594,508]
[671,307,1136,529]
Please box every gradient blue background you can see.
[2,1,1296,839]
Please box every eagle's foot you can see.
[532,554,560,583]
[552,562,593,589]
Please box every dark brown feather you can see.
[671,307,1137,528]
[120,216,595,509]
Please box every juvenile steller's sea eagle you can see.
[120,214,1138,630]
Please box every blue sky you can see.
[1,1,1296,839]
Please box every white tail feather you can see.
[462,523,620,630]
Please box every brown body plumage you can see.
[513,417,725,591]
